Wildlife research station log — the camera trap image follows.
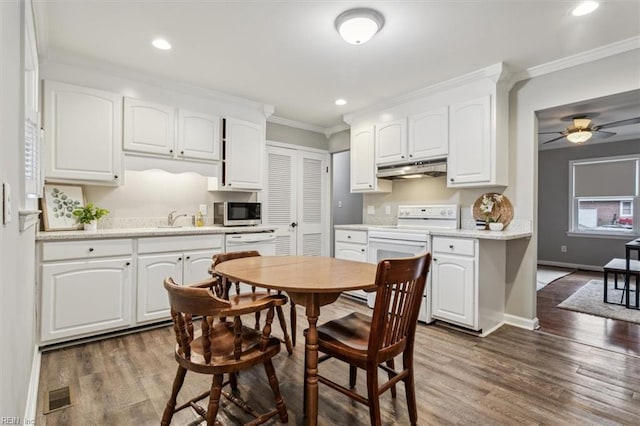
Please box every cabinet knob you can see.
[433,258,437,262]
[114,175,119,180]
[178,257,182,261]
[125,262,130,266]
[88,248,94,252]
[449,244,454,249]
[361,248,365,252]
[401,155,405,159]
[186,256,190,260]
[169,149,173,154]
[369,184,372,188]
[409,154,413,158]
[450,178,454,182]
[180,151,184,155]
[347,235,351,239]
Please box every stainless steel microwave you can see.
[213,202,261,226]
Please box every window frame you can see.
[568,154,639,238]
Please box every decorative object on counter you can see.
[475,219,487,230]
[472,192,513,229]
[195,211,205,227]
[72,203,110,232]
[41,184,85,231]
[489,222,504,231]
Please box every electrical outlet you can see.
[338,201,343,208]
[2,182,11,224]
[199,204,208,215]
[385,205,391,215]
[367,205,375,215]
[560,245,567,253]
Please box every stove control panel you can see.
[398,204,459,220]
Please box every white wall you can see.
[508,49,640,320]
[1,0,38,419]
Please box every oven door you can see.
[367,236,431,323]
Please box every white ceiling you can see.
[33,1,640,131]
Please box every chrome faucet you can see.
[167,210,187,226]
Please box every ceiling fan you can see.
[539,115,640,145]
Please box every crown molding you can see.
[324,123,350,137]
[41,51,272,113]
[268,116,350,138]
[344,62,509,123]
[514,36,640,82]
[31,0,49,59]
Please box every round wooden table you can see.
[214,255,377,426]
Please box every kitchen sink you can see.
[157,225,183,228]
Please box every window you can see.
[569,155,639,236]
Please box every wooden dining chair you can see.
[211,250,294,354]
[161,277,288,426]
[304,252,432,426]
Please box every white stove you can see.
[367,204,459,322]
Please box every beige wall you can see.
[328,129,350,153]
[266,122,329,150]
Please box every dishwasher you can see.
[224,231,277,293]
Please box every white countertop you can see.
[36,225,277,241]
[334,224,531,241]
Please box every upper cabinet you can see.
[178,110,221,161]
[44,81,122,185]
[222,118,264,190]
[123,98,175,156]
[351,125,392,193]
[123,98,221,162]
[408,106,448,161]
[375,119,407,165]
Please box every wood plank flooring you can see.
[37,295,640,425]
[536,270,640,356]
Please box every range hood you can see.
[376,159,447,179]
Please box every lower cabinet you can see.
[431,236,505,335]
[136,235,223,324]
[40,239,134,344]
[334,229,368,300]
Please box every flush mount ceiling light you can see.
[335,8,385,45]
[152,38,172,50]
[572,1,599,16]
[335,99,347,106]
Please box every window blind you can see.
[573,158,638,197]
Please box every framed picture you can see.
[41,184,85,231]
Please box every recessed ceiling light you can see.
[152,38,172,50]
[572,1,599,16]
[335,99,347,106]
[335,8,385,45]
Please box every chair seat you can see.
[311,312,372,365]
[176,322,281,374]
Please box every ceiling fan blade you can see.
[594,116,640,130]
[592,130,616,139]
[538,131,564,135]
[541,135,566,144]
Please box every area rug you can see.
[537,266,575,291]
[557,279,640,324]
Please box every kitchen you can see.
[2,1,640,424]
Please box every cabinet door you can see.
[408,106,448,160]
[183,249,220,284]
[225,118,264,189]
[448,95,491,186]
[375,119,407,165]
[44,81,122,184]
[178,110,221,161]
[40,257,133,343]
[123,97,175,156]
[137,253,182,323]
[431,253,475,327]
[351,126,376,191]
[335,241,367,262]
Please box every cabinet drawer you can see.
[41,239,133,261]
[432,237,475,256]
[138,234,223,254]
[335,229,367,244]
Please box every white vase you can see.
[489,222,504,231]
[84,221,97,232]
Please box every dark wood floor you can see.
[536,269,640,356]
[37,295,640,425]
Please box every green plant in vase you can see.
[72,203,109,231]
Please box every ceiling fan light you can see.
[335,8,385,45]
[567,130,592,143]
[572,1,599,16]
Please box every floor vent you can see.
[45,386,72,414]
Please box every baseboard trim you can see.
[538,260,601,272]
[504,314,539,330]
[24,345,41,423]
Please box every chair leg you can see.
[386,359,397,398]
[264,359,288,423]
[290,301,297,347]
[206,374,224,426]
[161,365,187,426]
[275,305,294,355]
[349,365,357,388]
[255,310,261,330]
[403,351,418,426]
[303,346,308,417]
[229,372,238,392]
[366,363,382,426]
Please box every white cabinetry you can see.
[431,236,505,335]
[44,81,122,185]
[137,235,223,323]
[350,125,391,193]
[334,229,368,300]
[123,98,221,162]
[222,118,264,190]
[39,239,133,344]
[408,106,448,160]
[375,119,407,165]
